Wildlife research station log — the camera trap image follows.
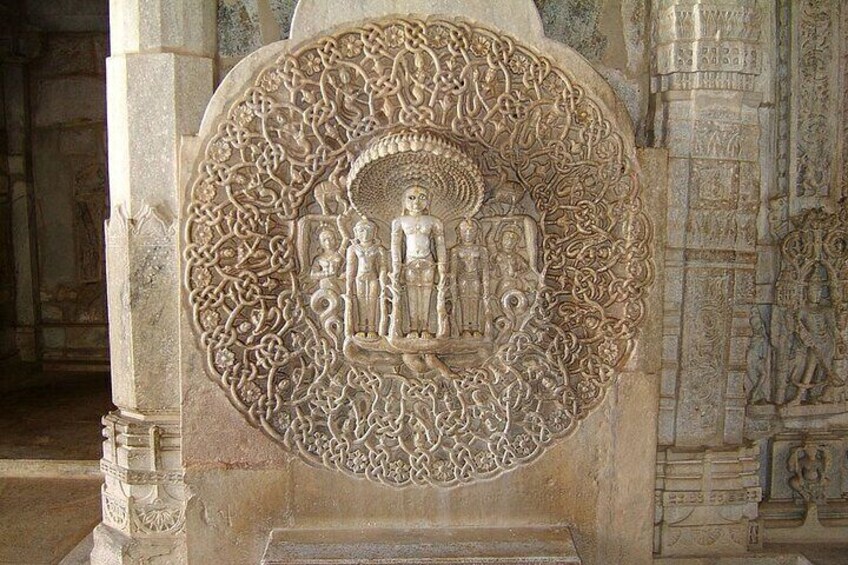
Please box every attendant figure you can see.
[449,219,489,337]
[310,226,343,292]
[346,218,387,338]
[491,226,535,299]
[746,308,773,404]
[789,268,839,405]
[390,186,447,338]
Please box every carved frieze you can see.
[765,432,848,506]
[184,18,652,486]
[652,0,762,93]
[654,447,761,556]
[100,412,186,537]
[793,0,841,199]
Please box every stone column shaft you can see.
[3,63,39,361]
[92,1,215,563]
[652,0,769,556]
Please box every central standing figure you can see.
[390,185,448,338]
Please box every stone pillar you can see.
[91,1,215,563]
[651,0,769,557]
[2,55,40,362]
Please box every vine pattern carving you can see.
[795,0,837,198]
[184,18,652,486]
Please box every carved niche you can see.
[758,202,848,406]
[184,18,652,486]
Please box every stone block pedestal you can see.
[261,527,582,565]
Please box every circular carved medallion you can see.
[185,18,653,486]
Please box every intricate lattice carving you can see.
[184,18,652,486]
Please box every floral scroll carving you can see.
[184,18,652,486]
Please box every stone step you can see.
[261,526,581,564]
[0,458,100,478]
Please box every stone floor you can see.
[0,371,112,461]
[0,477,102,565]
[0,369,109,563]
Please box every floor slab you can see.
[0,372,112,461]
[0,477,101,565]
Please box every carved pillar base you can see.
[91,410,186,564]
[654,447,762,557]
[91,524,185,565]
[759,427,848,542]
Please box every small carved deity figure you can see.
[345,218,387,338]
[449,219,489,337]
[390,186,447,338]
[746,307,773,404]
[788,268,839,405]
[788,442,831,503]
[491,226,535,300]
[310,225,344,292]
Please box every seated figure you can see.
[491,225,535,299]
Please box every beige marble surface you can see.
[0,477,101,565]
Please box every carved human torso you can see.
[352,242,382,281]
[393,215,443,262]
[312,249,343,290]
[455,244,484,291]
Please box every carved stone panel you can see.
[792,0,842,199]
[184,18,652,487]
[753,203,848,407]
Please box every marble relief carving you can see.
[747,203,848,406]
[795,0,838,198]
[185,19,652,486]
[787,441,831,503]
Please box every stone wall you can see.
[86,0,848,563]
[0,0,109,373]
[30,26,109,367]
[0,53,13,360]
[177,4,664,563]
[746,0,848,542]
[0,0,37,369]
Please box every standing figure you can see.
[390,186,447,338]
[449,219,489,337]
[345,218,387,338]
[789,269,839,405]
[310,226,344,292]
[746,307,773,404]
[491,226,535,299]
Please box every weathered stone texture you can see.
[91,1,216,562]
[71,0,848,563]
[0,77,14,360]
